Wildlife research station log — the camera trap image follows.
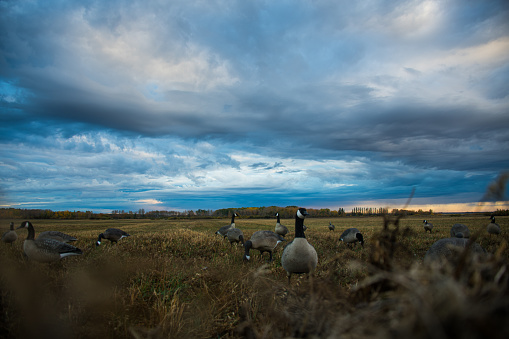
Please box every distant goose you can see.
[16,221,82,263]
[328,221,335,231]
[2,222,18,245]
[424,237,485,264]
[226,227,245,246]
[275,212,289,237]
[96,228,130,246]
[243,230,286,262]
[487,216,501,236]
[215,213,238,238]
[423,220,433,234]
[450,224,470,238]
[37,230,77,243]
[340,228,364,248]
[281,208,318,284]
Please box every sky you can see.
[1,0,509,214]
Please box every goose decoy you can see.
[1,222,18,245]
[281,208,318,284]
[243,230,285,262]
[275,212,289,237]
[339,228,364,248]
[37,230,77,243]
[96,228,130,246]
[215,213,238,238]
[487,216,501,236]
[328,221,335,231]
[16,221,82,263]
[423,220,433,234]
[226,227,245,246]
[424,237,485,264]
[450,224,470,238]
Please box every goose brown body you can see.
[243,230,285,261]
[16,221,82,263]
[487,216,501,236]
[340,228,364,247]
[226,227,244,245]
[216,213,238,238]
[96,228,130,246]
[2,222,18,244]
[423,220,433,234]
[424,237,485,264]
[275,212,289,237]
[281,208,318,283]
[450,224,470,238]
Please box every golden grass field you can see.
[0,214,508,338]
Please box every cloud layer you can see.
[1,0,508,212]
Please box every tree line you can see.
[0,206,448,220]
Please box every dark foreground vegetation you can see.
[0,214,508,338]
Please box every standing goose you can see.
[487,216,501,236]
[96,228,130,246]
[16,221,82,263]
[37,230,77,243]
[215,213,238,238]
[450,224,470,238]
[275,212,289,237]
[281,208,318,284]
[328,221,335,231]
[243,231,285,262]
[340,228,364,248]
[2,222,18,245]
[226,227,245,246]
[423,220,433,234]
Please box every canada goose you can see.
[226,227,245,246]
[215,213,238,238]
[423,220,433,234]
[424,237,485,264]
[37,230,77,243]
[16,221,82,263]
[243,230,285,262]
[281,208,318,284]
[96,228,130,246]
[275,212,289,237]
[487,216,501,236]
[340,228,364,247]
[328,221,335,231]
[450,224,470,238]
[2,222,18,245]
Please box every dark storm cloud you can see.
[1,0,508,212]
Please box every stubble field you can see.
[0,214,508,338]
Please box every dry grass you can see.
[0,215,508,338]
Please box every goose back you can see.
[37,230,77,243]
[216,213,238,238]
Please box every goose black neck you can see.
[295,216,306,238]
[276,214,281,223]
[231,214,236,223]
[10,223,14,231]
[26,222,35,240]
